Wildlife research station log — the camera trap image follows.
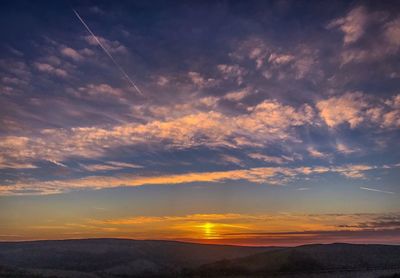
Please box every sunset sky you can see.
[0,0,399,246]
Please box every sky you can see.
[0,0,399,246]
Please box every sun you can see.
[201,222,216,239]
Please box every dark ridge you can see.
[0,239,400,277]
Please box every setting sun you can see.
[201,222,216,239]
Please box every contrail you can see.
[73,9,143,95]
[360,186,394,194]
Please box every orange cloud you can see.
[317,92,368,128]
[0,163,388,195]
[0,93,398,171]
[317,92,400,129]
[327,6,368,45]
[0,99,314,167]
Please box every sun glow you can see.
[200,222,217,239]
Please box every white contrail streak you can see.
[360,187,395,194]
[73,9,143,95]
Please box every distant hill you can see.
[195,243,400,277]
[0,238,272,277]
[0,239,400,277]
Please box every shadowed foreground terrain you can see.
[0,239,399,277]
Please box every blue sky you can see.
[0,0,399,244]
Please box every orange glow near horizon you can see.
[1,212,399,246]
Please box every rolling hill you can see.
[0,239,400,277]
[195,243,400,277]
[0,238,272,277]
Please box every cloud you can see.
[384,17,400,47]
[0,90,398,171]
[217,64,247,85]
[219,154,244,166]
[0,59,31,82]
[0,167,277,195]
[317,92,400,129]
[336,164,374,179]
[307,147,329,159]
[0,163,384,195]
[348,215,400,229]
[187,71,217,88]
[243,41,270,69]
[48,160,67,167]
[107,161,143,169]
[80,164,126,172]
[84,35,128,54]
[2,77,25,86]
[327,6,368,45]
[156,76,169,86]
[0,160,37,169]
[81,161,142,172]
[234,38,317,80]
[188,71,205,86]
[268,53,294,65]
[10,211,399,244]
[248,153,290,164]
[317,92,368,128]
[89,6,105,15]
[231,37,269,67]
[382,94,400,128]
[297,187,310,191]
[336,143,357,154]
[292,53,315,79]
[329,9,400,65]
[77,83,123,97]
[79,212,400,245]
[90,213,245,226]
[241,100,314,134]
[223,88,251,101]
[0,99,315,165]
[60,47,83,61]
[34,62,68,77]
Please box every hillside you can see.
[0,238,272,277]
[1,240,400,277]
[195,243,400,277]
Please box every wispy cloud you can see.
[317,92,400,129]
[327,6,368,45]
[336,143,357,154]
[0,163,389,195]
[60,47,84,61]
[34,62,68,77]
[47,159,68,168]
[248,153,292,164]
[360,186,395,194]
[80,161,142,172]
[297,187,310,191]
[0,99,315,164]
[307,147,329,159]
